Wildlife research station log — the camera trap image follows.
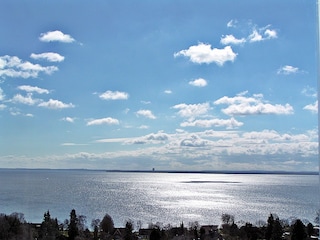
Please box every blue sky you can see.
[0,0,318,171]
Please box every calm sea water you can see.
[0,169,318,228]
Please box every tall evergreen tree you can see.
[291,219,307,240]
[68,209,79,240]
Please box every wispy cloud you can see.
[39,30,75,43]
[301,86,317,98]
[38,99,75,109]
[87,117,119,126]
[0,87,5,101]
[17,85,49,94]
[99,90,129,100]
[30,52,65,62]
[277,65,299,75]
[61,117,76,123]
[189,78,207,87]
[164,90,172,94]
[248,26,277,42]
[0,55,58,79]
[136,109,156,119]
[214,92,294,115]
[174,43,237,66]
[227,19,238,28]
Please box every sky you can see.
[0,0,318,171]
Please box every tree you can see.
[39,210,60,240]
[221,213,235,225]
[307,222,314,238]
[124,219,134,240]
[265,214,274,240]
[271,218,282,240]
[68,209,79,240]
[100,213,114,234]
[291,219,307,240]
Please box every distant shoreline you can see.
[0,168,318,175]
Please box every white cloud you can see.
[265,29,277,39]
[227,19,237,28]
[62,117,75,123]
[172,102,211,119]
[189,78,207,87]
[17,85,49,94]
[248,27,277,42]
[0,104,6,110]
[174,43,237,66]
[87,117,120,126]
[164,90,172,94]
[11,93,39,105]
[0,87,5,101]
[214,92,294,115]
[277,65,299,75]
[30,52,65,62]
[126,131,169,145]
[0,55,58,79]
[248,30,263,42]
[180,134,208,147]
[38,99,75,109]
[99,90,129,100]
[136,109,156,119]
[303,101,318,114]
[180,117,243,129]
[301,86,317,98]
[138,125,149,129]
[220,35,246,45]
[39,30,75,43]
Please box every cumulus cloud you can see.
[99,90,129,100]
[172,102,211,119]
[164,89,172,94]
[277,65,299,75]
[214,92,294,115]
[180,117,243,129]
[87,117,120,126]
[136,109,156,119]
[303,101,318,114]
[11,93,40,105]
[220,35,246,45]
[0,55,58,79]
[17,85,49,94]
[174,43,237,66]
[189,78,207,87]
[180,134,208,147]
[38,99,75,109]
[126,131,169,145]
[39,30,75,43]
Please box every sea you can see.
[0,169,319,228]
